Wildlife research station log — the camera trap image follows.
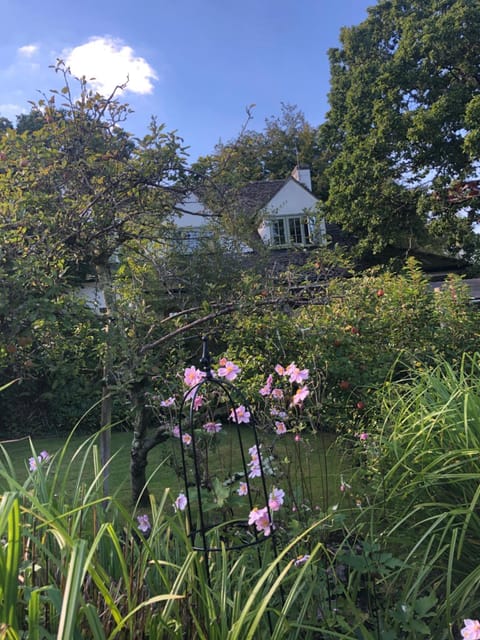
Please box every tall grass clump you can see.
[345,353,480,638]
[0,426,368,639]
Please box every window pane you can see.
[289,218,302,244]
[272,220,286,245]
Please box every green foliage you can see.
[0,294,103,434]
[3,349,480,637]
[0,62,190,435]
[333,352,480,638]
[323,0,480,258]
[218,257,478,437]
[192,103,327,197]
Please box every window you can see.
[270,216,314,246]
[271,219,286,245]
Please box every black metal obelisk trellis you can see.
[176,336,280,585]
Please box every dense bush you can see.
[217,258,478,436]
[0,294,103,435]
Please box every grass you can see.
[0,425,354,639]
[0,427,341,510]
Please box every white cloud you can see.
[65,36,157,96]
[18,44,39,58]
[0,103,23,119]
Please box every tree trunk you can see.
[130,397,150,506]
[95,260,116,498]
[130,390,170,505]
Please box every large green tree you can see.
[322,0,480,258]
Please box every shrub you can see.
[340,353,480,638]
[218,258,479,437]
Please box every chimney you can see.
[291,165,312,191]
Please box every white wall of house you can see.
[78,282,107,314]
[174,193,211,228]
[173,170,327,249]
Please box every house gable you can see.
[172,166,327,250]
[258,177,326,247]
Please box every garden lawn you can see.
[0,428,343,511]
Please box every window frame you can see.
[269,215,316,247]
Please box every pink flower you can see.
[275,421,287,435]
[268,487,285,512]
[160,396,175,407]
[247,444,261,478]
[184,388,205,407]
[248,507,272,536]
[461,620,480,640]
[248,444,259,460]
[229,405,251,424]
[248,462,261,478]
[294,434,302,442]
[286,363,309,384]
[171,425,180,438]
[274,364,286,376]
[174,493,188,512]
[259,374,273,396]
[271,388,284,400]
[182,433,192,446]
[190,394,203,411]
[184,366,206,387]
[292,386,309,406]
[217,360,241,381]
[28,450,50,471]
[203,421,222,433]
[294,554,310,567]
[237,481,248,496]
[358,432,369,441]
[137,514,151,533]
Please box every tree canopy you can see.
[0,63,192,434]
[192,103,328,198]
[322,0,480,258]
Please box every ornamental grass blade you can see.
[0,493,21,634]
[81,604,107,640]
[57,538,89,640]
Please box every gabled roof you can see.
[236,175,319,215]
[179,169,320,224]
[237,179,286,212]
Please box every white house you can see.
[174,166,326,251]
[77,167,328,314]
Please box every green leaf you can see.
[212,477,230,507]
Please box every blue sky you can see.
[1,0,374,161]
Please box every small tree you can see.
[0,62,192,498]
